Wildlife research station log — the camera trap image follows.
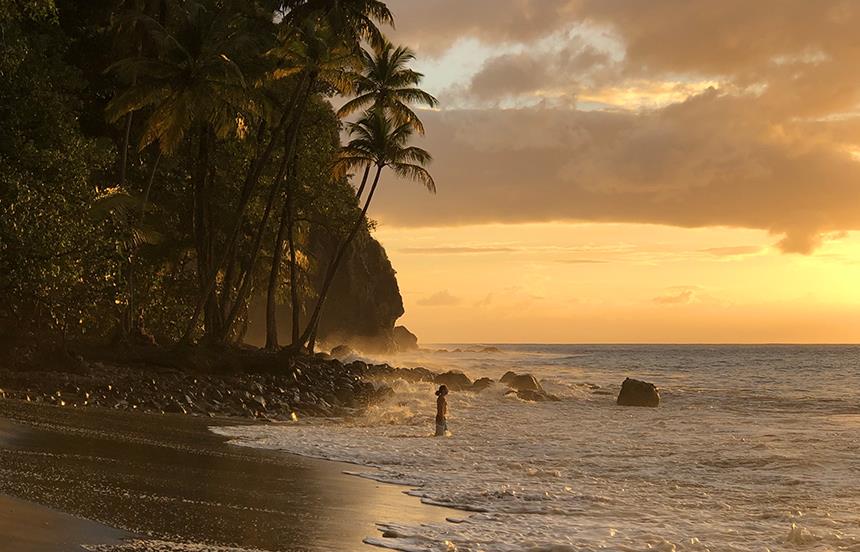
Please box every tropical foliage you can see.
[0,0,435,360]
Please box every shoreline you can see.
[0,399,458,551]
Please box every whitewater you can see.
[212,345,860,551]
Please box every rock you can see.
[434,371,472,391]
[330,345,356,360]
[616,377,660,407]
[499,371,542,393]
[476,346,501,353]
[410,366,436,382]
[393,325,419,351]
[470,377,494,393]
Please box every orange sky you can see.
[367,1,860,343]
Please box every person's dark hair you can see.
[435,384,449,396]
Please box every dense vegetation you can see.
[0,0,436,365]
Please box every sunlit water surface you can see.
[213,345,860,551]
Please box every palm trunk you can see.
[180,74,313,345]
[264,174,290,350]
[119,112,134,186]
[354,164,370,199]
[191,125,221,342]
[298,164,383,351]
[287,179,300,348]
[219,145,291,344]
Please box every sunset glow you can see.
[365,0,860,343]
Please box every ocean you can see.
[213,344,860,551]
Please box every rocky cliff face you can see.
[307,228,405,353]
[244,226,406,353]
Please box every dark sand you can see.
[0,494,128,551]
[0,400,457,551]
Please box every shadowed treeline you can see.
[0,0,436,365]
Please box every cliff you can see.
[245,226,406,353]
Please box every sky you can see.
[365,0,860,343]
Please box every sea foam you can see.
[213,345,860,551]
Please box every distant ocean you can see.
[214,344,860,551]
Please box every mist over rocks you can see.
[393,326,419,351]
[246,230,407,355]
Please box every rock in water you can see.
[393,325,419,351]
[616,377,660,407]
[471,377,494,393]
[434,371,472,391]
[499,371,543,392]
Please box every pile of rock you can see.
[0,355,391,420]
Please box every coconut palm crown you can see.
[338,40,438,134]
[337,108,435,192]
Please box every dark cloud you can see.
[372,91,860,252]
[373,1,860,253]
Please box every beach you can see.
[0,399,457,551]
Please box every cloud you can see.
[417,290,463,307]
[372,91,860,253]
[699,246,762,257]
[400,246,517,254]
[371,1,860,254]
[653,286,701,305]
[556,258,609,264]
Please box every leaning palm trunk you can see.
[218,82,314,344]
[299,164,383,351]
[219,130,294,344]
[264,161,295,350]
[179,74,313,345]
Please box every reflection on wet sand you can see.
[0,401,456,551]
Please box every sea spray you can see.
[213,345,860,551]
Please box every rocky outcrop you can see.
[0,349,396,419]
[471,377,494,393]
[500,371,542,392]
[393,325,419,351]
[246,227,406,353]
[616,377,660,407]
[434,371,472,391]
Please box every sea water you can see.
[212,345,860,551]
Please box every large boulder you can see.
[616,378,660,407]
[500,371,542,393]
[393,325,419,351]
[470,377,494,393]
[434,371,472,391]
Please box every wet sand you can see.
[0,400,457,551]
[0,494,129,551]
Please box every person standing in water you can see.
[435,385,449,436]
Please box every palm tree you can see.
[217,19,355,345]
[298,108,434,350]
[337,39,437,201]
[279,0,393,49]
[338,40,437,134]
[106,0,255,339]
